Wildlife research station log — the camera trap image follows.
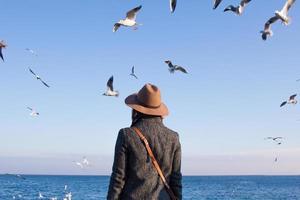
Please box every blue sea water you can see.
[0,175,300,200]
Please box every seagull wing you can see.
[107,76,114,91]
[224,5,237,12]
[40,79,50,88]
[175,65,188,74]
[281,0,296,15]
[170,0,177,13]
[264,16,279,31]
[113,23,121,32]
[240,0,252,7]
[0,47,4,61]
[280,101,287,107]
[213,0,223,9]
[29,68,37,76]
[131,66,135,74]
[27,107,33,111]
[290,94,297,100]
[274,137,283,140]
[126,5,142,20]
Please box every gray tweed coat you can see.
[107,117,182,200]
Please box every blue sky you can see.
[0,0,300,175]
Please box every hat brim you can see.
[125,94,169,116]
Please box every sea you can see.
[0,175,300,200]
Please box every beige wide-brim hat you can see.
[125,83,169,116]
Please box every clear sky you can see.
[0,0,300,175]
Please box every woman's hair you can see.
[131,109,162,126]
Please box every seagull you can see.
[130,66,138,79]
[0,40,7,62]
[25,48,38,57]
[275,0,296,25]
[274,157,278,162]
[64,185,68,191]
[260,16,279,41]
[165,60,188,74]
[280,94,297,107]
[38,192,44,199]
[103,76,119,97]
[170,0,177,13]
[113,5,142,32]
[5,173,26,180]
[224,0,252,15]
[27,107,40,117]
[29,68,50,88]
[213,0,223,9]
[74,157,91,169]
[296,79,300,82]
[64,192,72,200]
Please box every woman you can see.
[107,83,182,200]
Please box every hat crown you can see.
[137,84,161,108]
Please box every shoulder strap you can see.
[132,127,178,200]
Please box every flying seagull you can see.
[25,48,38,57]
[170,0,177,13]
[113,5,142,32]
[27,107,40,117]
[38,192,44,199]
[130,66,138,79]
[74,157,91,169]
[275,0,296,25]
[29,68,50,88]
[224,0,252,15]
[103,76,119,97]
[0,40,7,62]
[260,16,280,41]
[213,0,223,9]
[280,94,297,107]
[296,79,300,82]
[261,0,296,40]
[5,174,26,180]
[165,60,188,74]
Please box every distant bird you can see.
[74,157,91,169]
[165,60,188,74]
[224,0,252,15]
[38,192,44,199]
[280,94,297,107]
[170,0,177,13]
[296,79,300,82]
[213,0,223,9]
[103,76,119,97]
[275,0,296,25]
[64,192,72,200]
[29,68,50,88]
[25,48,38,57]
[5,173,26,180]
[27,107,40,117]
[130,66,138,79]
[113,5,142,32]
[0,40,7,62]
[64,185,68,191]
[275,157,278,162]
[260,16,279,41]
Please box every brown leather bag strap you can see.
[132,127,177,200]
